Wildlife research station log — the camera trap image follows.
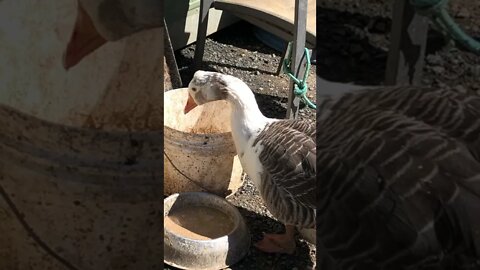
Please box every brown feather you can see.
[254,119,316,228]
[318,86,480,269]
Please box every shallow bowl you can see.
[164,192,250,270]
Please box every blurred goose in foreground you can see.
[184,71,316,254]
[317,86,480,269]
[63,0,162,69]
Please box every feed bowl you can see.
[164,192,250,270]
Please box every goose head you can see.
[184,70,255,114]
[63,0,163,70]
[184,71,230,114]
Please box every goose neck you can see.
[226,87,265,123]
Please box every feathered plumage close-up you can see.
[317,86,480,269]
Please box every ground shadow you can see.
[317,7,450,86]
[317,7,389,85]
[174,21,283,85]
[209,21,282,55]
[254,92,288,119]
[174,52,280,87]
[227,206,315,270]
[164,0,191,50]
[174,59,279,86]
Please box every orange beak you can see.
[184,93,198,114]
[63,2,107,70]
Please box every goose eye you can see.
[191,87,197,92]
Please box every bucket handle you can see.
[163,151,230,197]
[0,179,80,270]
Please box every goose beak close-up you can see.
[63,2,107,70]
[184,93,198,114]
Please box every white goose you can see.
[63,0,163,69]
[184,70,316,254]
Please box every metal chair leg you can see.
[286,0,308,119]
[277,46,288,75]
[193,0,215,70]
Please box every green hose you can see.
[410,0,480,54]
[282,42,316,109]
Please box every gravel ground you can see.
[164,21,317,270]
[318,0,480,93]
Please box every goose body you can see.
[185,71,316,254]
[250,119,316,228]
[317,86,480,269]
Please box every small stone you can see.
[426,54,443,65]
[471,65,480,76]
[255,71,260,75]
[374,21,387,32]
[454,85,467,93]
[437,81,447,89]
[422,78,431,85]
[349,44,363,55]
[457,8,470,18]
[359,52,370,62]
[431,66,445,74]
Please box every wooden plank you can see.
[385,0,429,86]
[213,0,316,46]
[233,13,315,48]
[193,0,315,70]
[286,0,307,119]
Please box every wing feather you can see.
[318,87,480,269]
[253,120,316,227]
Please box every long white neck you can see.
[224,81,270,151]
[227,87,266,124]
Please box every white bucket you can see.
[0,1,164,131]
[163,88,243,197]
[0,1,164,268]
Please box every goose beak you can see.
[63,2,107,70]
[184,93,198,114]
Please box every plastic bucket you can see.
[0,1,164,269]
[0,106,163,270]
[163,88,243,197]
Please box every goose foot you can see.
[254,225,296,254]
